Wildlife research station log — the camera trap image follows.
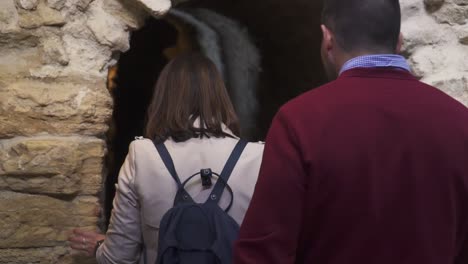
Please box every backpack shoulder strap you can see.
[154,141,181,185]
[207,140,248,210]
[154,141,194,204]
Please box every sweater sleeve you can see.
[96,142,143,264]
[233,108,307,264]
[456,238,468,264]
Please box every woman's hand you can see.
[68,228,106,257]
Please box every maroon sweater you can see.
[234,68,468,264]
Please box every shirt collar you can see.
[192,117,238,139]
[339,54,411,75]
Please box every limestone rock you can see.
[0,247,68,263]
[0,192,99,248]
[77,0,94,11]
[28,0,149,79]
[401,15,448,55]
[0,79,112,137]
[86,2,130,52]
[46,0,66,10]
[431,77,468,106]
[461,36,468,44]
[0,247,96,263]
[136,0,172,17]
[61,16,95,39]
[103,0,148,29]
[408,45,440,78]
[453,0,468,5]
[0,30,40,49]
[0,0,19,32]
[432,3,467,25]
[41,31,70,65]
[424,0,445,12]
[401,0,425,19]
[409,44,468,79]
[0,49,42,80]
[16,0,39,10]
[58,34,115,78]
[456,25,468,44]
[0,136,105,195]
[18,1,66,29]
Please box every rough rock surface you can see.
[0,192,99,248]
[402,0,468,106]
[0,79,112,138]
[17,0,40,11]
[0,136,105,195]
[137,0,171,17]
[0,0,159,262]
[0,0,467,263]
[0,247,95,264]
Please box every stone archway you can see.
[102,0,329,228]
[0,0,466,263]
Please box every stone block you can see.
[0,192,99,248]
[453,0,468,5]
[0,247,67,263]
[408,45,441,78]
[77,0,94,11]
[424,0,445,12]
[32,34,114,78]
[431,77,468,107]
[41,30,70,65]
[46,0,66,10]
[0,79,112,137]
[0,48,42,81]
[0,136,105,195]
[0,0,19,32]
[408,43,468,79]
[0,247,96,263]
[456,25,468,44]
[86,1,130,52]
[136,0,172,17]
[103,0,148,29]
[401,0,424,19]
[18,1,66,29]
[401,15,449,55]
[0,30,40,49]
[432,3,467,25]
[16,0,39,10]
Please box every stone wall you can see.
[402,0,468,106]
[0,0,157,262]
[0,0,466,263]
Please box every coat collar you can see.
[192,117,239,139]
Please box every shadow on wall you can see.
[104,0,326,227]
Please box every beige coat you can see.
[96,131,264,264]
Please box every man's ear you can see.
[321,24,333,52]
[396,32,404,54]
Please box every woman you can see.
[68,53,264,263]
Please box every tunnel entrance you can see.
[103,0,326,226]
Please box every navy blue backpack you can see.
[152,140,248,264]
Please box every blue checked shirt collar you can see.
[339,54,411,75]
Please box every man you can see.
[233,0,468,263]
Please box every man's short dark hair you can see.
[322,0,401,53]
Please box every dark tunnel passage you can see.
[103,0,326,227]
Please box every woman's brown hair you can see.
[145,53,240,143]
